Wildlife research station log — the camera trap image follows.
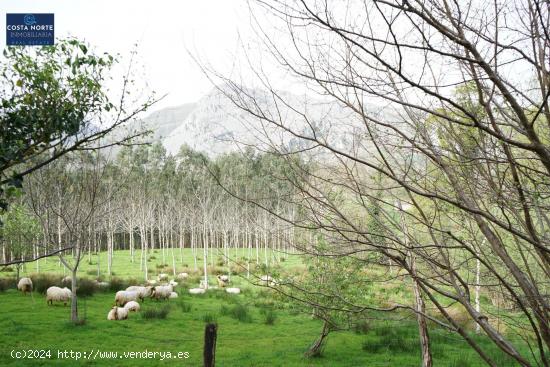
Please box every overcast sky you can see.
[2,1,252,109]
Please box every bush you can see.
[263,309,277,325]
[76,278,97,297]
[0,278,15,291]
[0,266,14,272]
[108,277,128,292]
[86,269,97,276]
[362,340,384,353]
[229,304,252,323]
[149,255,157,260]
[30,274,62,294]
[369,325,418,354]
[178,302,192,313]
[142,306,170,320]
[155,263,168,269]
[353,320,371,334]
[201,313,217,323]
[219,305,230,316]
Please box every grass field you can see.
[0,249,526,366]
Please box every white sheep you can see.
[126,286,153,301]
[157,273,169,282]
[146,279,158,286]
[46,286,72,306]
[107,306,129,320]
[123,301,140,312]
[17,277,33,295]
[169,280,178,287]
[61,275,72,285]
[189,288,206,295]
[95,281,109,289]
[169,292,178,299]
[152,284,173,300]
[260,275,277,286]
[115,290,140,306]
[217,275,229,288]
[176,272,189,280]
[226,287,241,294]
[199,279,208,289]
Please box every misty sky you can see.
[2,1,252,109]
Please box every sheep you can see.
[61,276,72,285]
[217,275,229,288]
[115,290,140,306]
[17,277,33,295]
[146,279,158,286]
[226,287,241,294]
[46,286,72,306]
[260,275,277,286]
[189,288,206,295]
[199,279,208,289]
[123,301,140,312]
[107,306,129,320]
[151,284,173,300]
[176,272,189,280]
[218,275,229,282]
[169,280,178,287]
[157,273,169,282]
[126,286,153,301]
[96,281,109,289]
[169,292,178,299]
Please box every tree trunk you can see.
[70,269,78,322]
[304,320,331,358]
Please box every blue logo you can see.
[23,14,37,26]
[6,13,55,46]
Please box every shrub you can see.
[0,266,14,272]
[219,305,230,316]
[263,310,277,325]
[353,320,371,334]
[77,278,97,297]
[108,277,128,292]
[229,304,252,323]
[149,255,157,260]
[86,269,98,276]
[216,258,225,266]
[201,313,217,323]
[30,274,62,294]
[0,278,16,291]
[155,263,168,269]
[142,306,170,320]
[370,324,418,354]
[361,340,383,353]
[178,302,191,313]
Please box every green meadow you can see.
[0,249,525,366]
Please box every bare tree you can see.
[201,0,550,365]
[27,152,113,323]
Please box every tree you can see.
[27,152,112,323]
[202,0,550,365]
[0,38,155,219]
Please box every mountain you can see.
[142,103,197,140]
[141,86,389,158]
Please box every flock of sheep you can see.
[16,272,245,321]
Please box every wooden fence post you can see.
[203,323,217,367]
